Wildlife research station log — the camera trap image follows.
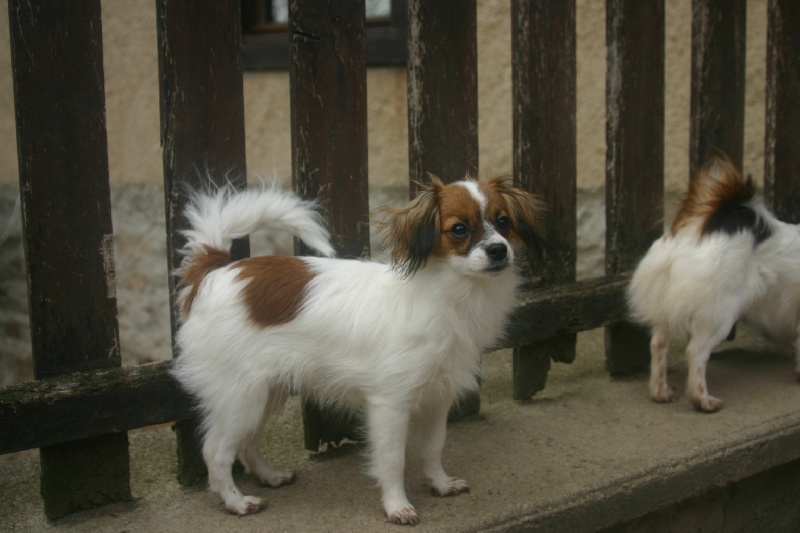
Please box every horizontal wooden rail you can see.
[0,273,630,456]
[496,273,631,349]
[0,361,193,455]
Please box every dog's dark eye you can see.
[451,223,468,237]
[497,216,510,231]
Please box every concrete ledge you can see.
[2,326,800,532]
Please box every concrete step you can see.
[2,326,800,532]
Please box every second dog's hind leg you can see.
[685,323,733,413]
[649,327,674,402]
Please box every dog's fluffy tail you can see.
[180,183,335,259]
[175,184,335,317]
[670,154,769,241]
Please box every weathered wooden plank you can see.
[604,0,665,376]
[290,0,369,259]
[8,0,130,518]
[0,362,191,455]
[406,0,480,417]
[289,0,370,451]
[689,0,746,174]
[156,0,249,484]
[511,0,578,400]
[0,275,630,456]
[407,0,478,192]
[764,0,800,224]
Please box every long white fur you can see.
[628,190,800,412]
[180,183,335,259]
[172,181,526,524]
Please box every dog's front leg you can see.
[366,400,416,525]
[413,400,469,497]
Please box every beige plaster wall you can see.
[0,1,767,192]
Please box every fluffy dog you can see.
[171,176,544,523]
[628,155,800,412]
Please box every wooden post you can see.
[407,0,478,192]
[8,0,131,518]
[407,0,480,417]
[765,0,800,224]
[156,0,249,484]
[690,0,746,175]
[511,0,577,400]
[289,0,370,451]
[605,0,665,375]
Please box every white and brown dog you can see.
[171,176,544,523]
[628,155,800,412]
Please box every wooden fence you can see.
[1,0,798,519]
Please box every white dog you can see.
[171,176,544,523]
[628,155,800,412]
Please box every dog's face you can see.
[377,176,545,277]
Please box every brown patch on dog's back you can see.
[178,246,231,317]
[236,256,315,327]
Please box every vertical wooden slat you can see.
[8,0,131,518]
[407,0,478,192]
[157,0,248,484]
[511,0,577,400]
[406,0,480,417]
[289,0,370,451]
[690,0,746,175]
[605,0,665,375]
[764,0,800,224]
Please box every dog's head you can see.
[376,175,546,278]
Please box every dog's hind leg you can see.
[649,327,674,403]
[239,385,296,488]
[685,323,733,413]
[412,398,469,497]
[203,387,271,515]
[365,400,417,525]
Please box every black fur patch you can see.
[703,203,772,244]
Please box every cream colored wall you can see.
[0,0,767,191]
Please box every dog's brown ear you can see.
[374,178,442,278]
[488,176,547,255]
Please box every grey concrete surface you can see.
[3,326,800,532]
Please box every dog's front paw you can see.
[431,477,470,497]
[386,504,419,525]
[225,495,265,516]
[691,395,723,413]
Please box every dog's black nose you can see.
[486,243,507,261]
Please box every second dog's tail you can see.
[670,154,770,242]
[175,184,335,316]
